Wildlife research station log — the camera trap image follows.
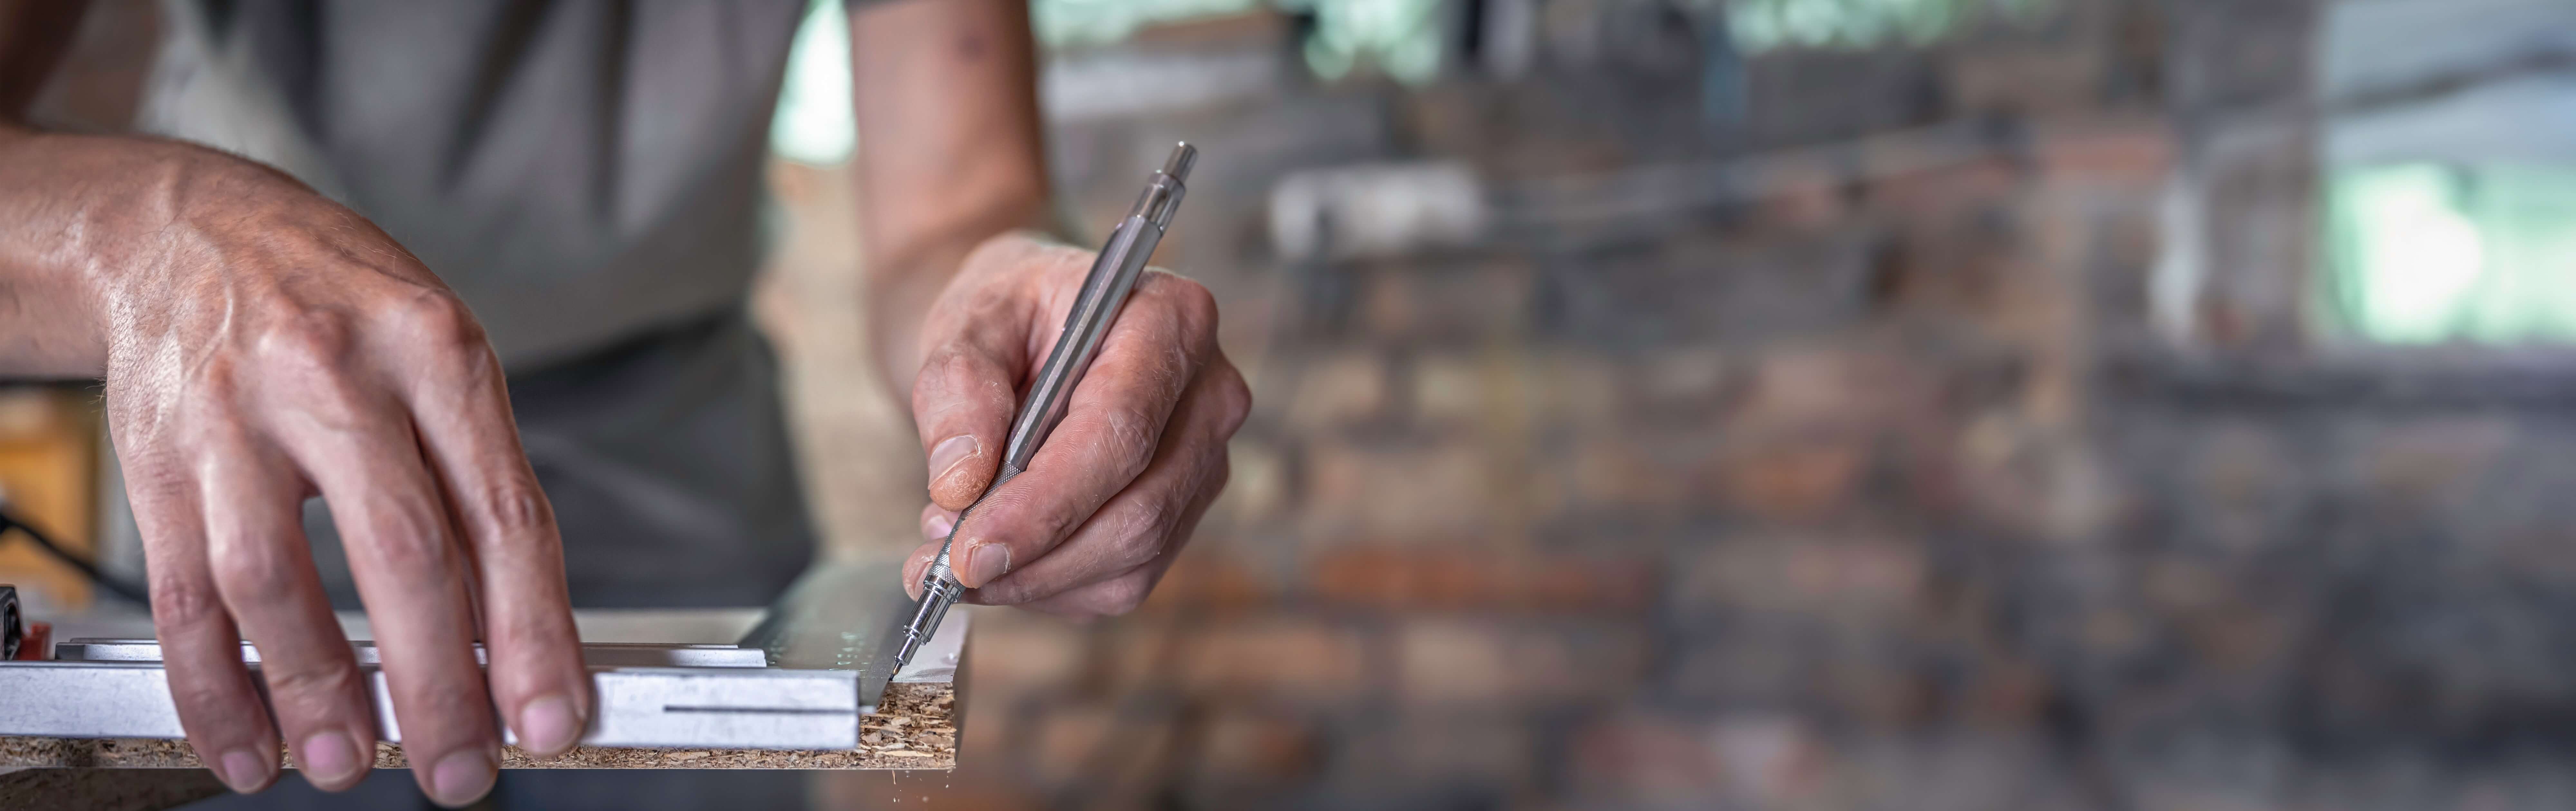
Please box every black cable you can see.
[0,507,149,605]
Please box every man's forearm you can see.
[850,0,1052,399]
[0,124,125,377]
[0,0,109,377]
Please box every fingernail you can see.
[428,749,497,807]
[964,542,1010,586]
[218,748,272,792]
[925,512,956,539]
[518,694,583,755]
[299,731,361,787]
[928,435,978,483]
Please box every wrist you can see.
[81,145,292,317]
[863,210,1054,399]
[0,133,336,377]
[0,129,141,376]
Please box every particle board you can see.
[0,679,957,771]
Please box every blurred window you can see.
[2319,0,2576,344]
[2326,164,2576,344]
[1286,0,1445,83]
[1723,0,2050,51]
[1035,0,1444,84]
[1036,0,1262,47]
[772,0,856,166]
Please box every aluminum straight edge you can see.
[52,639,770,669]
[0,663,863,750]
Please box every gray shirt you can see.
[144,0,807,368]
[128,0,837,605]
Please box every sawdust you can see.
[0,682,955,771]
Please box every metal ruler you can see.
[0,560,967,751]
[3,641,864,750]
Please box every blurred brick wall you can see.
[809,1,2576,809]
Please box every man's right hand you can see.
[2,135,590,805]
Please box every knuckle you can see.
[1156,342,1196,391]
[469,473,554,539]
[918,347,973,388]
[263,660,364,710]
[1091,576,1153,617]
[389,292,483,346]
[209,544,300,601]
[1106,537,1164,575]
[364,510,458,574]
[1148,272,1221,340]
[150,576,227,632]
[914,346,1008,411]
[964,230,1039,274]
[1098,411,1161,467]
[1212,365,1253,434]
[1037,242,1094,276]
[1205,452,1233,494]
[1171,276,1219,327]
[389,293,500,380]
[248,320,373,420]
[407,294,484,345]
[392,293,499,382]
[255,310,356,370]
[1164,277,1221,353]
[1106,509,1170,571]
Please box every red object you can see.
[15,622,49,660]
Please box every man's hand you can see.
[3,136,589,805]
[850,0,1244,614]
[897,233,1250,617]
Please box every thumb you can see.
[912,343,1019,511]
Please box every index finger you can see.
[910,273,1040,512]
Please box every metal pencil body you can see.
[890,143,1198,672]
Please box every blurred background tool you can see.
[0,389,102,617]
[1,585,19,660]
